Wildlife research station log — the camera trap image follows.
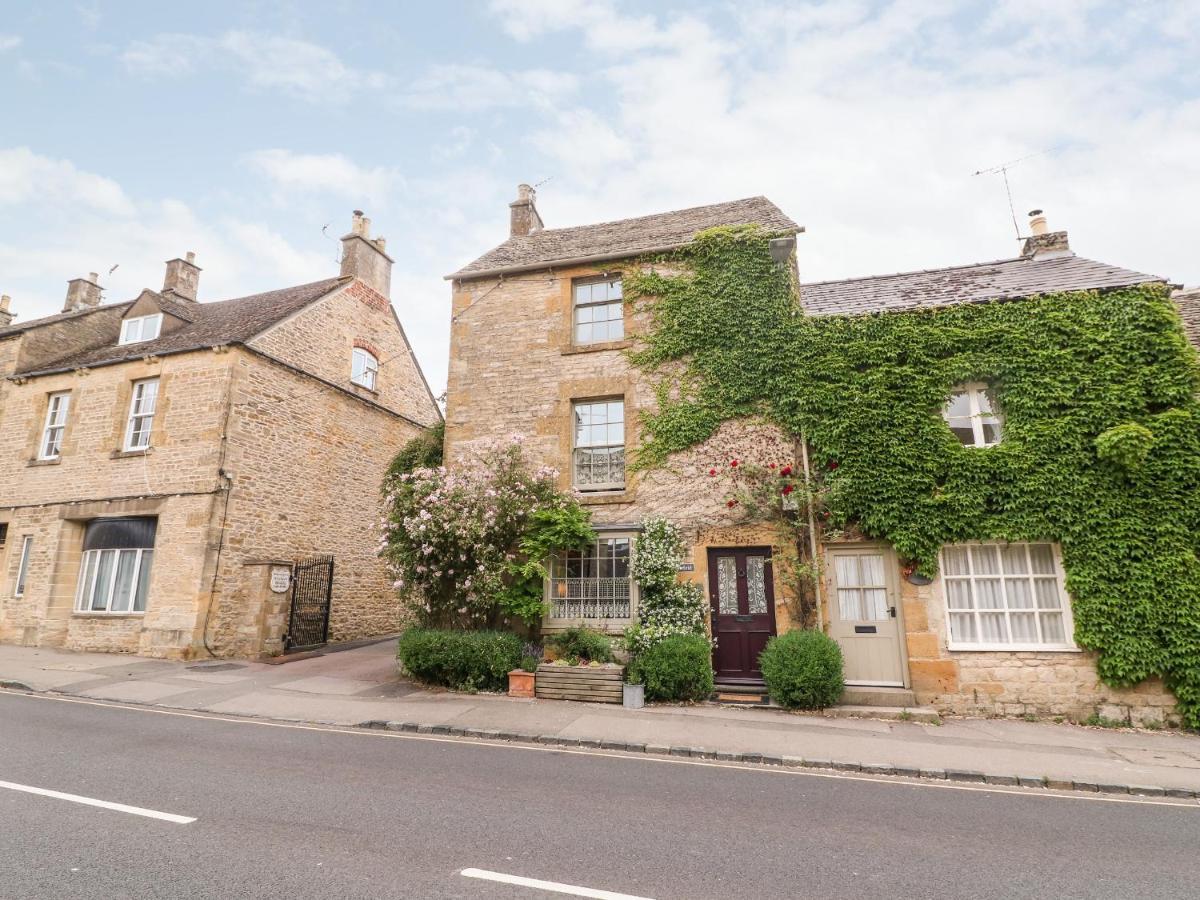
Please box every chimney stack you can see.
[64,273,103,312]
[163,251,201,301]
[0,294,13,328]
[1021,209,1071,259]
[340,210,393,298]
[509,183,544,237]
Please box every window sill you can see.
[562,340,633,356]
[577,489,634,506]
[72,611,146,618]
[111,448,150,459]
[542,619,632,634]
[350,381,379,396]
[27,457,61,467]
[947,644,1081,653]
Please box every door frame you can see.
[822,541,910,689]
[706,545,778,685]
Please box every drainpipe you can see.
[799,432,824,632]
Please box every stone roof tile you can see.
[449,196,798,279]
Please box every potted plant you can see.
[623,675,645,709]
[508,645,540,699]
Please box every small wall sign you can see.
[270,567,292,594]
[677,562,695,572]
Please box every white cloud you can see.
[243,150,404,204]
[120,31,388,102]
[401,64,577,111]
[0,147,134,216]
[0,34,21,51]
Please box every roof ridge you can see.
[802,254,1041,288]
[525,195,774,238]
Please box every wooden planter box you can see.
[535,663,625,704]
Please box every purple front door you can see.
[708,547,777,683]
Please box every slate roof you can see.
[448,196,799,279]
[1173,288,1200,348]
[800,254,1163,316]
[13,277,346,376]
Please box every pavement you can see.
[2,688,1199,900]
[2,639,1199,796]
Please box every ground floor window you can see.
[941,541,1075,650]
[75,517,157,614]
[547,535,634,621]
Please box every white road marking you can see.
[0,779,196,824]
[3,689,1196,810]
[461,868,653,899]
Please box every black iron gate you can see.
[286,555,334,651]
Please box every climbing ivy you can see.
[626,225,1200,727]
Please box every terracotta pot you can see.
[508,669,535,699]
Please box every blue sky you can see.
[2,0,1197,393]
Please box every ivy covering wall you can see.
[627,226,1200,726]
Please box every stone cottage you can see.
[443,186,1186,724]
[0,212,440,658]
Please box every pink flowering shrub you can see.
[379,437,593,629]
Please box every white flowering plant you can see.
[625,517,708,655]
[379,437,594,629]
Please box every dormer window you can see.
[943,383,1002,447]
[351,347,378,390]
[119,314,162,345]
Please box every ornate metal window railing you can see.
[547,535,634,622]
[573,446,625,492]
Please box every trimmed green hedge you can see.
[397,628,522,692]
[629,633,714,702]
[760,630,845,709]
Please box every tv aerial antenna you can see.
[973,146,1061,239]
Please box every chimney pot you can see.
[1021,208,1071,259]
[1028,209,1049,236]
[340,210,393,298]
[0,294,12,328]
[163,253,201,302]
[509,182,544,237]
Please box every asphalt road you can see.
[1,690,1197,900]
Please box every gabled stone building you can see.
[444,187,1185,724]
[0,213,440,658]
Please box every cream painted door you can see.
[826,546,906,687]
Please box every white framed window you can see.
[573,276,624,345]
[943,382,1002,447]
[351,347,379,390]
[573,398,625,491]
[941,542,1076,650]
[124,378,159,451]
[119,314,163,345]
[14,535,32,597]
[74,518,156,614]
[39,392,71,460]
[547,535,635,622]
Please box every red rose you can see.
[779,465,793,476]
[708,468,717,476]
[768,462,777,469]
[727,499,738,508]
[782,484,794,495]
[828,461,839,471]
[730,459,739,468]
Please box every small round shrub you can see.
[628,633,714,702]
[759,630,844,709]
[397,628,523,692]
[546,626,614,663]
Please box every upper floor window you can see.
[573,398,625,491]
[351,347,379,390]
[40,392,70,460]
[124,378,159,451]
[573,277,624,345]
[119,314,162,345]
[941,542,1075,650]
[75,517,157,614]
[943,383,1002,447]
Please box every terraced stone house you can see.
[443,186,1184,723]
[0,212,440,658]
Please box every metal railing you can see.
[548,577,632,620]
